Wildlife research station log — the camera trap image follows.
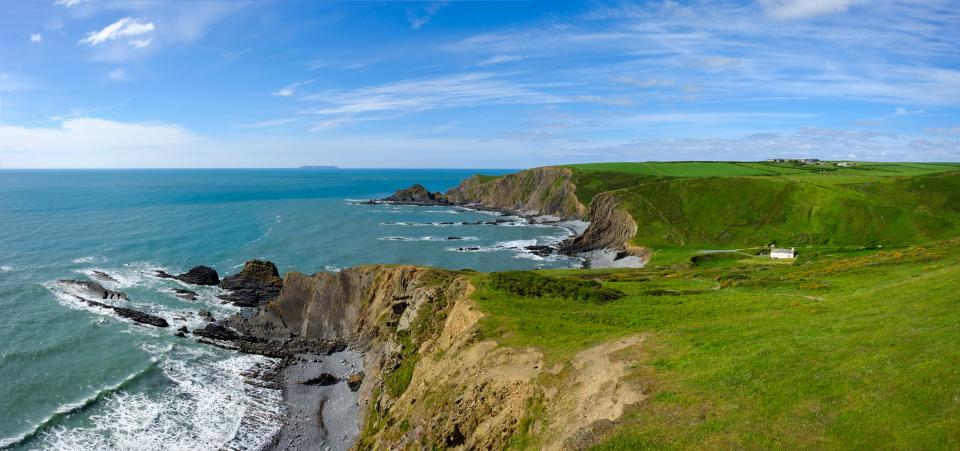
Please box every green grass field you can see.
[562,164,960,249]
[472,238,960,449]
[565,161,960,179]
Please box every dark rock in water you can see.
[458,247,481,251]
[59,279,127,300]
[174,331,186,337]
[346,373,363,391]
[198,309,214,321]
[301,373,338,386]
[92,271,119,283]
[74,295,168,327]
[218,260,284,307]
[173,288,198,300]
[156,265,220,285]
[382,184,448,205]
[192,323,240,341]
[525,245,554,257]
[177,325,189,333]
[447,236,463,240]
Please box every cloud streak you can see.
[79,17,155,47]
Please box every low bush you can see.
[487,271,624,303]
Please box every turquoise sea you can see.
[0,169,579,450]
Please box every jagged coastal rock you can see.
[73,295,169,328]
[222,264,641,449]
[156,265,220,285]
[559,192,650,266]
[444,166,588,219]
[58,279,127,300]
[383,184,447,204]
[218,259,284,307]
[377,166,649,268]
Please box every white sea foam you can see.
[378,236,477,242]
[0,265,14,272]
[0,361,159,449]
[39,349,283,451]
[243,215,282,247]
[72,255,106,264]
[324,264,343,273]
[447,239,539,254]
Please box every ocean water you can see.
[0,169,579,450]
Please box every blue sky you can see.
[0,0,958,168]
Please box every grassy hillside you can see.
[472,238,960,449]
[559,162,960,249]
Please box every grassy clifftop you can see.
[473,238,960,449]
[556,162,960,249]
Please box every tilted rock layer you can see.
[444,166,588,220]
[235,265,644,449]
[560,192,650,259]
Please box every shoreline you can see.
[374,199,643,269]
[266,350,363,451]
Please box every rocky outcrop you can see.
[218,259,283,307]
[444,166,587,220]
[193,322,241,341]
[92,271,119,283]
[224,264,641,450]
[73,295,169,328]
[173,288,198,300]
[560,192,641,255]
[383,184,447,205]
[156,265,220,285]
[58,279,127,300]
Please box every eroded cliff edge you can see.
[231,265,644,450]
[382,166,649,268]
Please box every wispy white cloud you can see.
[477,54,526,67]
[925,125,960,136]
[53,0,88,7]
[408,1,448,30]
[273,80,315,98]
[30,33,43,43]
[80,17,155,47]
[296,72,564,127]
[758,0,866,19]
[443,0,960,106]
[0,72,32,91]
[129,38,152,49]
[239,118,301,129]
[107,68,129,81]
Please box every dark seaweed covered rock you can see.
[218,260,283,307]
[383,184,448,205]
[192,322,240,341]
[156,265,220,286]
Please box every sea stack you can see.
[218,259,284,307]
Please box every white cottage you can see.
[770,247,796,259]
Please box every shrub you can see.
[487,271,624,303]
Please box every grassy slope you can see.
[561,163,960,250]
[472,239,960,449]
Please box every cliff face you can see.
[560,192,650,260]
[444,167,588,220]
[239,265,643,449]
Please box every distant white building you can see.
[770,247,796,259]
